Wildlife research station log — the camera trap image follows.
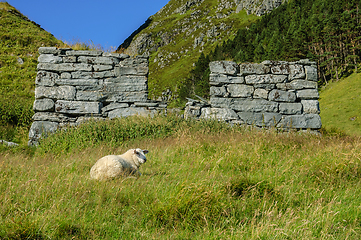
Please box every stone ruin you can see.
[28,47,167,146]
[185,59,321,130]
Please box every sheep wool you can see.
[90,148,149,180]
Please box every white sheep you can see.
[90,148,149,180]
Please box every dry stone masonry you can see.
[185,59,321,130]
[29,47,167,146]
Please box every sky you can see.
[6,0,170,51]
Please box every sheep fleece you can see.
[90,149,147,180]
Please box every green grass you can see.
[1,115,361,239]
[319,72,361,136]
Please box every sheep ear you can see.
[134,149,138,154]
[143,150,149,154]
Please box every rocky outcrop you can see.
[29,47,167,146]
[185,59,321,130]
[236,0,288,16]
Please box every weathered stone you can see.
[101,103,129,113]
[37,63,93,72]
[210,86,227,97]
[55,100,102,114]
[271,63,290,74]
[33,99,55,112]
[55,78,100,86]
[78,56,120,65]
[115,66,149,76]
[227,84,254,98]
[38,54,63,63]
[200,108,239,121]
[245,74,287,84]
[232,99,279,112]
[289,64,305,80]
[268,89,296,102]
[28,121,58,146]
[238,112,282,127]
[209,61,239,76]
[239,63,270,75]
[104,76,147,84]
[209,74,244,85]
[279,103,303,115]
[63,56,77,63]
[107,92,148,102]
[32,112,76,122]
[107,107,153,119]
[253,88,269,99]
[285,80,317,90]
[35,86,76,100]
[102,52,130,59]
[305,65,318,81]
[66,50,103,56]
[121,57,148,67]
[210,97,233,108]
[35,71,59,86]
[38,47,59,54]
[76,91,107,101]
[76,116,105,124]
[296,89,319,99]
[277,114,322,129]
[93,65,113,72]
[297,59,317,65]
[134,102,159,107]
[302,100,320,114]
[61,72,72,79]
[104,82,147,92]
[254,83,275,90]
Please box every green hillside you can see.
[0,2,61,143]
[320,73,361,136]
[189,0,361,100]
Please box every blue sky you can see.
[6,0,170,50]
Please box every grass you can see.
[1,115,361,239]
[319,72,361,136]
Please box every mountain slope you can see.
[0,2,61,142]
[118,0,287,104]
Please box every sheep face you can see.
[134,148,149,164]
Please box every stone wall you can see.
[185,59,321,130]
[29,47,167,146]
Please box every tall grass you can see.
[1,116,360,239]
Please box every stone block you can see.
[38,47,59,54]
[37,63,93,72]
[210,97,233,108]
[115,66,149,76]
[107,92,148,103]
[35,86,76,100]
[61,72,72,79]
[107,107,153,119]
[301,100,320,114]
[105,76,147,84]
[289,64,305,80]
[268,89,296,102]
[101,103,129,113]
[55,78,100,86]
[78,56,120,65]
[209,61,239,76]
[209,74,244,85]
[296,89,319,99]
[305,65,318,81]
[232,99,279,113]
[33,99,55,112]
[239,63,270,75]
[271,63,290,74]
[277,114,322,129]
[279,103,303,115]
[66,50,103,56]
[55,100,102,114]
[38,54,63,63]
[254,83,275,90]
[286,80,317,90]
[227,84,254,98]
[63,56,77,63]
[200,108,239,121]
[245,74,287,84]
[32,112,76,123]
[253,88,269,99]
[94,65,114,72]
[238,112,282,127]
[76,91,107,101]
[210,86,227,97]
[35,71,59,86]
[28,121,59,146]
[104,82,147,92]
[102,52,130,59]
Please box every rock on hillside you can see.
[118,0,288,102]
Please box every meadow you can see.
[1,115,360,239]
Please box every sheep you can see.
[90,148,149,180]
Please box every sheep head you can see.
[133,148,149,165]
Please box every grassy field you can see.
[1,115,360,239]
[319,72,361,136]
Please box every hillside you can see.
[0,2,61,143]
[118,0,288,104]
[319,73,361,136]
